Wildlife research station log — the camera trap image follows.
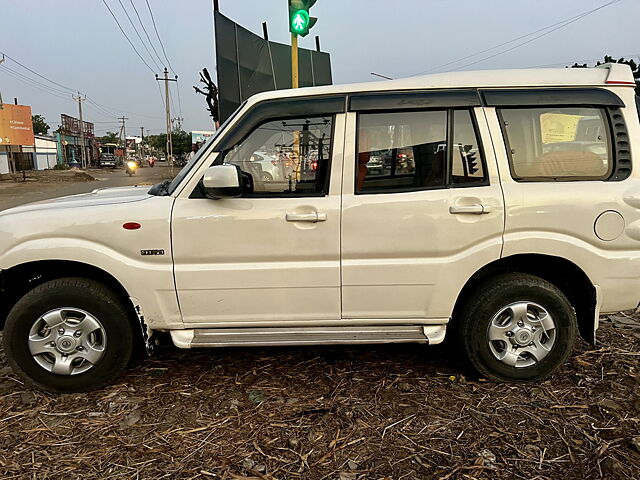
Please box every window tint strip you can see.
[482,88,624,107]
[349,90,481,112]
[215,95,346,152]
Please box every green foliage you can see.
[147,130,192,158]
[97,131,119,144]
[32,114,50,135]
[146,133,166,153]
[571,56,640,95]
[172,129,192,157]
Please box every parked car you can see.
[1,64,639,392]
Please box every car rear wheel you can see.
[458,273,577,382]
[3,277,135,393]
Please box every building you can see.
[57,114,95,167]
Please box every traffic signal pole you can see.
[291,33,299,89]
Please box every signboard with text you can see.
[192,130,215,144]
[0,104,34,146]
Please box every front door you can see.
[171,112,345,327]
[341,104,505,321]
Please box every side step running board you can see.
[170,325,447,349]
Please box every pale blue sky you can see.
[0,0,637,136]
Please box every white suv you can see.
[1,64,639,392]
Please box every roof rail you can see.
[597,62,636,86]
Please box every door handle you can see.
[449,204,492,215]
[286,212,327,222]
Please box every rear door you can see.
[341,91,505,321]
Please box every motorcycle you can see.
[148,158,156,168]
[125,160,138,177]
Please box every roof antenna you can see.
[370,72,393,80]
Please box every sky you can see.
[0,0,638,137]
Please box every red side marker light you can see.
[606,80,636,85]
[123,222,141,230]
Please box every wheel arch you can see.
[0,260,139,337]
[452,253,597,344]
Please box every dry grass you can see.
[1,314,639,480]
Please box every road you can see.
[0,164,175,211]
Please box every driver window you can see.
[223,115,333,196]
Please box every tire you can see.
[458,273,577,382]
[3,278,135,393]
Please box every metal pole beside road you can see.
[291,32,299,89]
[72,92,87,168]
[156,68,177,176]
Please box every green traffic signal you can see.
[288,0,317,37]
[291,9,309,34]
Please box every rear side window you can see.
[357,110,447,193]
[356,109,486,193]
[499,107,612,181]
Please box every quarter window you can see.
[499,107,612,181]
[451,110,485,185]
[223,115,333,196]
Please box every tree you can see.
[146,133,166,154]
[32,114,50,135]
[147,130,192,158]
[172,129,192,157]
[97,131,119,144]
[571,55,640,95]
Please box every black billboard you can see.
[214,11,332,122]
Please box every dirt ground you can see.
[0,313,639,480]
[0,165,174,211]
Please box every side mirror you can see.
[201,164,243,198]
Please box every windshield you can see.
[166,102,246,195]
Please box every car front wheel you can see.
[458,273,577,382]
[3,277,135,393]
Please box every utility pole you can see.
[139,126,144,158]
[72,92,87,168]
[118,116,128,163]
[0,54,4,110]
[155,68,177,175]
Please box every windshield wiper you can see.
[148,179,171,196]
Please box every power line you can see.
[0,50,157,121]
[175,79,183,118]
[452,0,622,72]
[0,65,72,102]
[101,0,156,74]
[411,0,621,76]
[129,0,165,68]
[0,50,76,93]
[156,81,165,109]
[117,0,161,71]
[0,64,71,98]
[145,0,175,75]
